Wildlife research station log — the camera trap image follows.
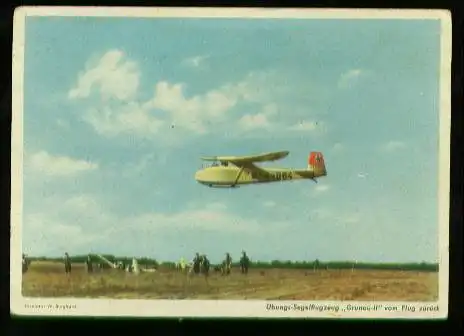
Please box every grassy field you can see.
[22,261,438,301]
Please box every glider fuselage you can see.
[195,166,323,188]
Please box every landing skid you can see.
[208,184,240,189]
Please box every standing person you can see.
[240,251,250,274]
[223,253,232,275]
[22,254,29,274]
[193,253,201,275]
[86,254,93,273]
[201,254,210,277]
[64,252,72,275]
[314,259,320,272]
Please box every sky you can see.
[21,16,442,263]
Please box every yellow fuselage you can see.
[195,166,326,187]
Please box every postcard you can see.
[10,6,451,319]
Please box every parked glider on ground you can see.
[195,151,327,188]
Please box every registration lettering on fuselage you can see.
[250,170,293,181]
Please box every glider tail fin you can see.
[308,152,327,177]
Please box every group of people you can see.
[65,253,105,274]
[226,250,250,275]
[60,250,251,276]
[187,250,250,276]
[190,253,211,275]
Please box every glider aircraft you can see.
[195,151,327,188]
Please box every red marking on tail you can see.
[308,152,325,168]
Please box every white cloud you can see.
[63,194,103,214]
[263,201,276,207]
[285,120,329,137]
[27,151,98,177]
[68,49,140,101]
[144,80,239,133]
[69,51,273,138]
[303,183,330,199]
[315,184,330,193]
[182,55,210,68]
[144,76,283,135]
[23,193,289,255]
[83,102,165,138]
[288,120,318,131]
[24,213,91,248]
[204,202,228,211]
[383,140,407,151]
[238,113,272,131]
[68,50,328,140]
[338,68,364,89]
[237,103,279,132]
[130,208,267,234]
[23,195,104,255]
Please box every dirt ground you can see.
[21,261,438,301]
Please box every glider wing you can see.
[200,150,289,163]
[200,151,289,176]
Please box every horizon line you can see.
[24,255,439,264]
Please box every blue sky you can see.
[21,16,442,263]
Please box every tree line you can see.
[27,255,439,272]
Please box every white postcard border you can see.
[10,6,452,319]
